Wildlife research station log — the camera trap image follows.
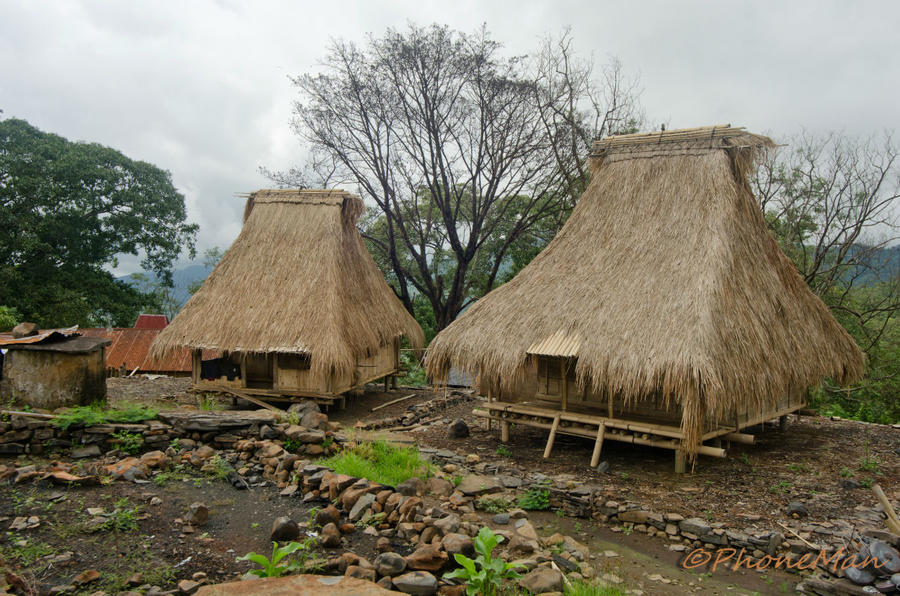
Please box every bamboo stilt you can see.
[543,414,561,459]
[501,420,510,443]
[675,449,686,474]
[590,423,606,467]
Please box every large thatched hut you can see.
[426,125,865,470]
[151,190,424,405]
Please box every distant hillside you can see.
[119,263,214,308]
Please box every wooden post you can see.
[607,390,614,419]
[272,354,279,391]
[590,423,606,467]
[779,415,787,431]
[674,449,686,474]
[560,359,568,412]
[543,414,561,459]
[384,375,389,392]
[501,420,509,443]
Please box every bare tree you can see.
[277,24,642,332]
[752,132,900,351]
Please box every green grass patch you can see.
[52,402,158,430]
[0,537,53,566]
[98,498,143,532]
[316,440,432,487]
[565,579,629,596]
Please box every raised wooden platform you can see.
[476,400,804,472]
[194,368,401,410]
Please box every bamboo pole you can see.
[543,414,561,459]
[873,484,900,535]
[590,423,606,467]
[721,432,755,444]
[500,420,509,443]
[370,393,417,412]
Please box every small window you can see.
[280,354,311,370]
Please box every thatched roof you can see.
[426,125,865,451]
[152,190,424,379]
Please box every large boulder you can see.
[11,322,38,338]
[455,475,503,497]
[518,567,563,594]
[404,544,448,572]
[391,571,438,595]
[270,516,299,541]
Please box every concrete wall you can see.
[0,348,106,409]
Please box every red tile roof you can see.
[134,314,170,329]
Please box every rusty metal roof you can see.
[134,314,170,330]
[6,335,110,354]
[0,325,80,347]
[80,328,192,373]
[526,330,582,358]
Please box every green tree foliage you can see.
[753,132,900,422]
[0,118,197,327]
[0,305,20,331]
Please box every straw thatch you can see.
[426,125,865,453]
[152,189,424,380]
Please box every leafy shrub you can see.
[475,497,512,514]
[100,498,142,532]
[283,438,303,453]
[204,455,230,481]
[316,440,432,487]
[517,486,551,511]
[237,541,307,578]
[111,431,143,455]
[444,526,523,596]
[0,305,20,331]
[397,350,427,387]
[53,403,158,430]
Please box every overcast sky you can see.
[2,0,898,273]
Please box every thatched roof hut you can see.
[152,190,423,399]
[426,125,865,456]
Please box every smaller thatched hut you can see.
[426,125,865,470]
[151,190,424,404]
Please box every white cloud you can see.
[2,0,898,271]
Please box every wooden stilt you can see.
[560,360,568,412]
[543,414,561,459]
[384,376,389,392]
[501,420,510,443]
[779,415,787,431]
[674,449,686,474]
[590,423,606,467]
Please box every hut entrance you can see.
[245,354,274,389]
[535,356,582,410]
